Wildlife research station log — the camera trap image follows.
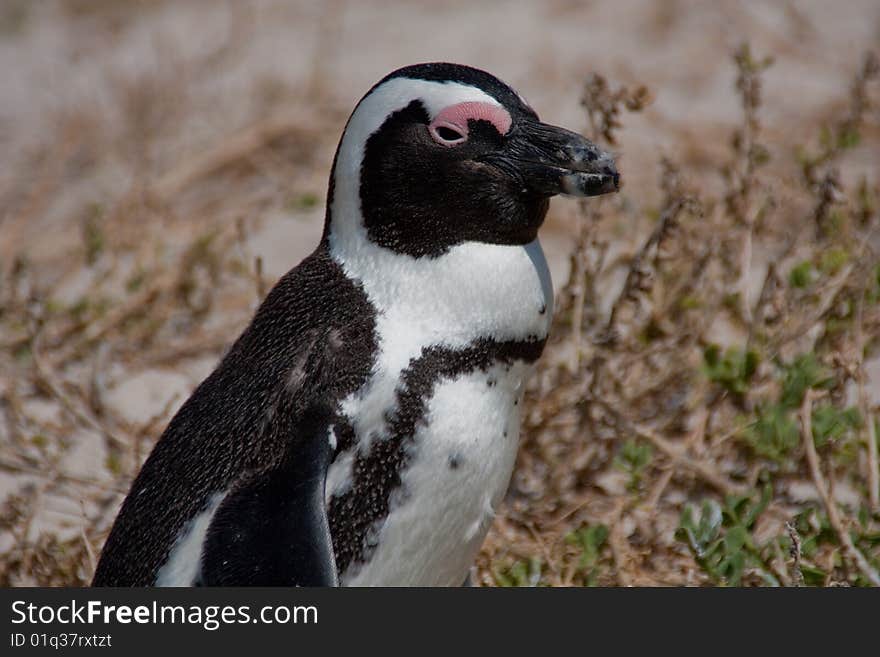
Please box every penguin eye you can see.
[429,122,467,146]
[436,126,463,141]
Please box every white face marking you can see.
[155,491,226,586]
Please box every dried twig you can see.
[0,458,125,494]
[786,521,805,587]
[633,422,748,498]
[800,391,880,586]
[30,330,125,451]
[868,410,879,513]
[854,288,880,512]
[607,500,634,587]
[79,502,97,579]
[604,197,692,338]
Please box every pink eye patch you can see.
[428,101,512,145]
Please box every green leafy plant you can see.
[703,344,760,396]
[492,557,543,587]
[810,404,861,448]
[676,485,777,586]
[742,403,800,461]
[789,261,816,288]
[779,353,832,409]
[818,247,849,276]
[565,524,609,585]
[614,439,653,491]
[738,353,837,461]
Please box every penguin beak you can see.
[507,120,620,198]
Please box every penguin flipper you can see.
[199,404,338,586]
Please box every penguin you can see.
[92,62,619,587]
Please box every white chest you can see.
[325,237,553,586]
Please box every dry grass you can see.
[1,2,878,587]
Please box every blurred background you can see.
[1,0,879,586]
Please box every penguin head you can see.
[327,63,619,258]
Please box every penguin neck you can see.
[325,207,553,348]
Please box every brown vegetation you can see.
[1,2,878,586]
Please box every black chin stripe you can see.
[327,336,545,576]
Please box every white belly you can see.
[326,236,553,585]
[341,360,530,586]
